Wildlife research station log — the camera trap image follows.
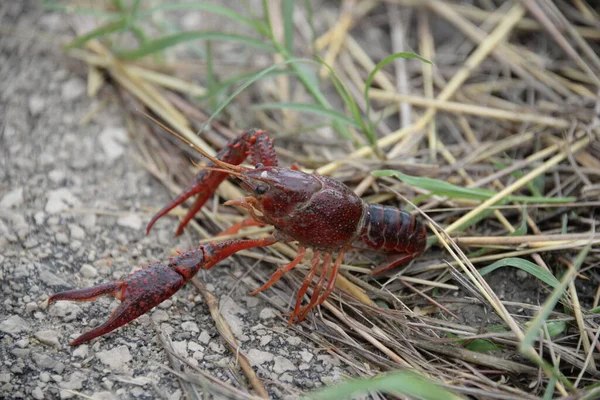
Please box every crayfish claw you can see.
[49,260,192,345]
[48,281,125,304]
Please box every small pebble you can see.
[260,335,272,346]
[198,330,211,344]
[61,78,85,100]
[117,214,142,230]
[259,307,277,320]
[246,349,274,366]
[69,224,85,240]
[0,315,31,334]
[273,356,296,373]
[96,346,132,370]
[0,187,24,208]
[181,321,199,333]
[34,330,61,347]
[79,264,98,279]
[55,232,69,244]
[72,345,88,359]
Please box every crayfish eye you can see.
[255,162,264,169]
[255,185,267,195]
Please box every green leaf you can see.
[465,339,503,352]
[138,3,263,33]
[306,370,462,400]
[545,320,566,338]
[372,170,576,204]
[521,245,591,352]
[117,31,274,59]
[510,206,528,236]
[202,58,316,130]
[364,53,432,143]
[67,18,127,48]
[283,0,295,55]
[478,258,560,288]
[43,2,121,18]
[316,56,370,146]
[252,102,361,128]
[589,305,600,314]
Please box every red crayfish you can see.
[48,125,427,346]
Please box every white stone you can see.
[80,264,98,279]
[48,169,66,184]
[181,321,199,333]
[0,315,31,334]
[73,344,89,359]
[69,224,85,240]
[188,341,203,353]
[208,341,225,354]
[273,356,296,374]
[34,330,61,347]
[246,349,274,366]
[300,350,313,363]
[99,126,128,161]
[259,307,277,319]
[260,335,272,346]
[0,187,23,208]
[151,309,169,322]
[61,78,85,100]
[198,330,211,344]
[117,214,142,230]
[96,346,132,369]
[171,341,188,357]
[45,189,80,214]
[32,387,44,400]
[286,336,301,346]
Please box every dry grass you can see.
[51,0,600,398]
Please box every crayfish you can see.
[48,123,427,346]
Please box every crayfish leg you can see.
[288,251,321,325]
[316,250,344,307]
[371,252,420,275]
[251,247,307,295]
[296,253,332,322]
[217,217,266,237]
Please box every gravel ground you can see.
[0,2,345,399]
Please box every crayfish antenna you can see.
[138,111,245,174]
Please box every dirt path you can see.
[1,2,340,399]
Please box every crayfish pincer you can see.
[49,127,426,345]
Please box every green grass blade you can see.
[478,258,560,288]
[201,58,316,131]
[283,0,295,55]
[364,53,432,136]
[521,244,591,351]
[67,18,127,48]
[306,370,462,400]
[465,339,503,352]
[117,31,275,59]
[545,320,566,338]
[252,102,361,127]
[316,56,370,146]
[510,207,528,236]
[43,2,121,18]
[372,170,576,204]
[137,3,264,33]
